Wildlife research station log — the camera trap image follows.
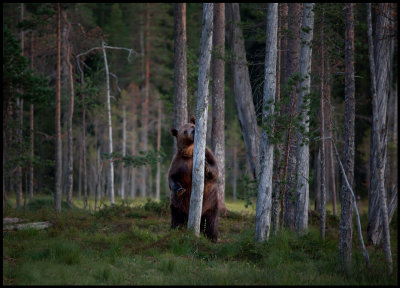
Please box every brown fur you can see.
[168,119,219,242]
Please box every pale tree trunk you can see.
[325,55,337,216]
[187,3,213,236]
[54,2,62,213]
[121,104,126,200]
[284,3,302,229]
[102,40,115,205]
[211,3,226,214]
[140,4,151,198]
[63,11,75,208]
[225,3,260,180]
[339,3,355,274]
[173,3,188,150]
[319,7,326,240]
[81,62,88,209]
[156,99,162,201]
[295,3,314,233]
[366,3,392,274]
[255,3,278,242]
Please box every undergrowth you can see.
[3,196,397,285]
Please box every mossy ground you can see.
[3,195,397,285]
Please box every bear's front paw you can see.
[175,187,186,197]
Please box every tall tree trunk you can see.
[54,2,62,213]
[156,99,162,201]
[81,60,88,209]
[339,3,355,274]
[63,11,75,208]
[319,7,327,240]
[366,3,393,274]
[211,3,226,214]
[121,103,126,200]
[173,3,188,149]
[284,3,302,229]
[367,3,395,252]
[29,31,35,202]
[325,55,337,216]
[187,3,213,236]
[273,3,287,234]
[102,40,115,205]
[140,3,151,198]
[129,84,138,198]
[225,3,260,180]
[295,3,314,233]
[16,3,25,209]
[255,3,278,242]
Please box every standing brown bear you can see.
[168,117,219,242]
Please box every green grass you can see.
[3,195,397,285]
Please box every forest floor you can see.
[3,195,398,285]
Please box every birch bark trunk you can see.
[295,3,314,233]
[187,3,213,236]
[255,3,278,242]
[102,40,115,205]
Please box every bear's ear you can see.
[190,116,195,124]
[171,129,178,137]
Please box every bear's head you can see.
[171,116,196,157]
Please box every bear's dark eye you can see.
[184,130,187,136]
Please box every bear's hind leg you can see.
[170,205,187,229]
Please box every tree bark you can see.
[211,3,226,214]
[366,3,393,274]
[284,3,302,229]
[156,99,162,201]
[255,3,278,242]
[225,3,260,180]
[121,103,127,200]
[129,84,138,198]
[140,3,151,198]
[187,3,213,236]
[29,31,34,202]
[80,60,88,209]
[325,55,337,216]
[295,3,314,233]
[102,40,115,205]
[339,3,355,274]
[319,7,326,240]
[63,11,75,208]
[54,2,62,213]
[173,3,188,145]
[367,3,394,254]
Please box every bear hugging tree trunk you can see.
[168,117,219,242]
